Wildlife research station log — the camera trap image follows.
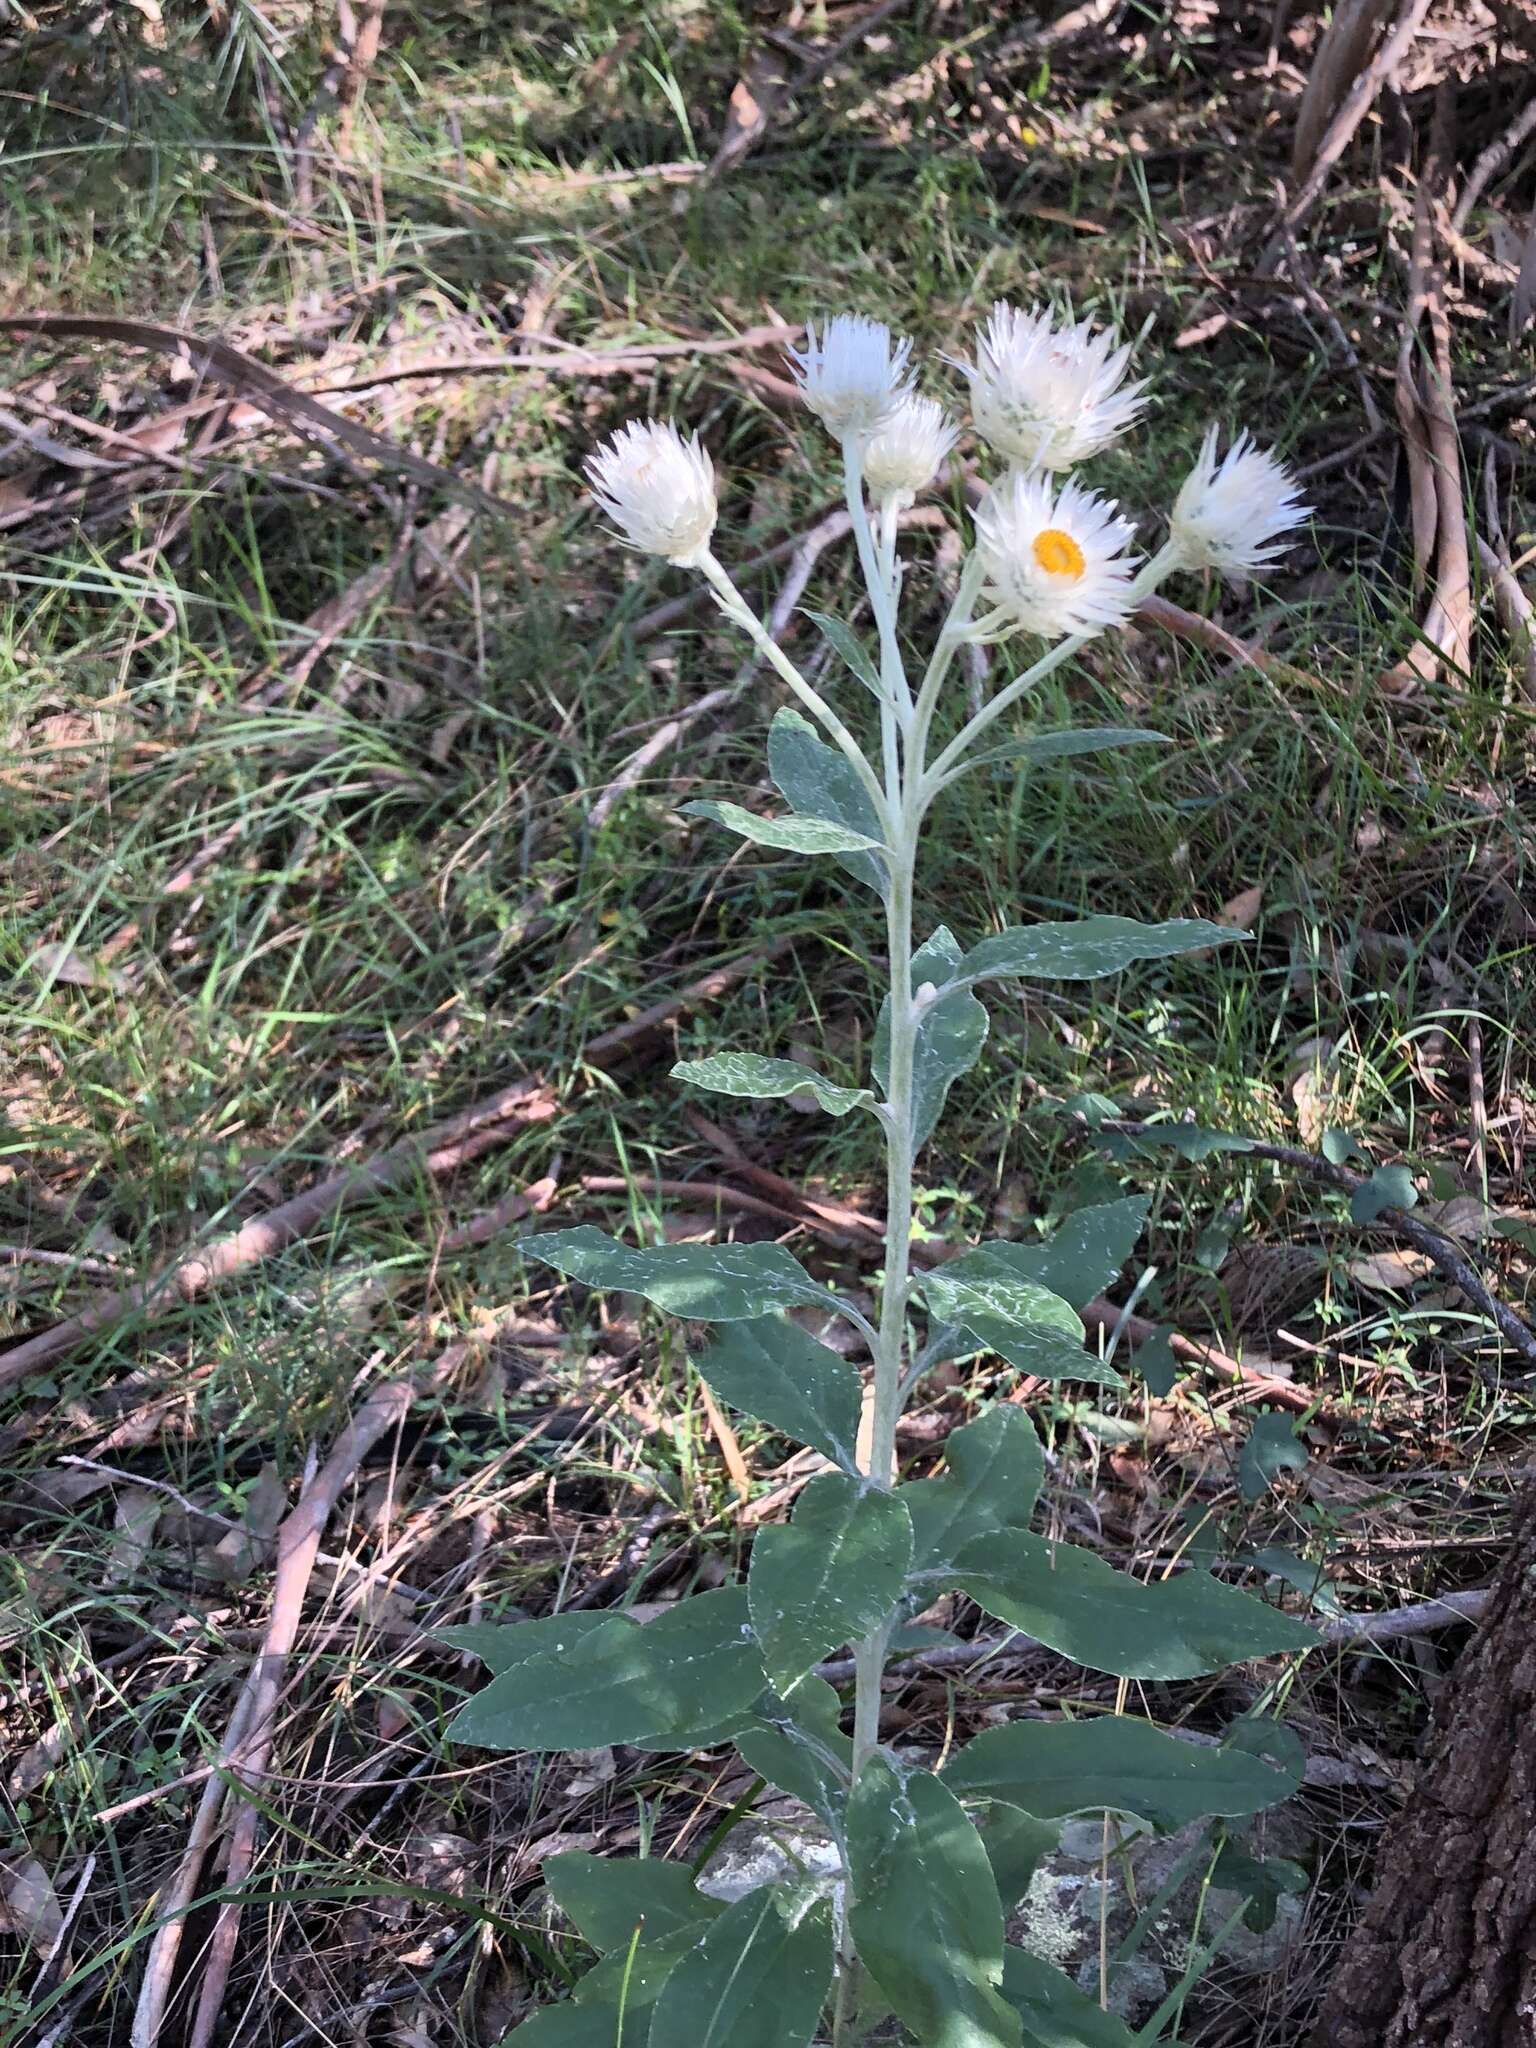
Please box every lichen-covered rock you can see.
[1007,1805,1313,2027]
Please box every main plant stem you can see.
[849,785,917,1777]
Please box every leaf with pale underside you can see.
[767,707,887,897]
[874,925,990,1150]
[681,799,885,855]
[672,1052,874,1118]
[517,1227,843,1322]
[953,916,1245,989]
[916,1268,1118,1386]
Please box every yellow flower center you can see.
[1032,527,1085,579]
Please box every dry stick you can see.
[303,322,802,394]
[0,314,514,517]
[131,1364,440,2048]
[1133,592,1338,695]
[1258,0,1436,271]
[0,1078,556,1393]
[1103,1121,1536,1370]
[1451,93,1536,233]
[815,1587,1493,1686]
[1417,88,1473,677]
[707,0,914,175]
[579,935,799,1065]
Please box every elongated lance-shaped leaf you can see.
[916,1268,1119,1386]
[801,607,883,699]
[672,1052,875,1119]
[681,798,886,855]
[974,1802,1061,1914]
[647,1888,834,2048]
[902,1404,1046,1575]
[501,1993,649,2046]
[448,1588,765,1750]
[749,1473,912,1693]
[953,915,1246,989]
[942,1715,1301,1831]
[543,1852,722,1952]
[960,725,1172,776]
[950,1531,1317,1678]
[847,1758,1021,2048]
[767,706,887,897]
[517,1227,846,1322]
[1000,1947,1142,2048]
[874,925,990,1150]
[438,1610,610,1672]
[572,1926,699,2021]
[694,1317,863,1473]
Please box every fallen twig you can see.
[0,314,514,515]
[1259,0,1436,271]
[579,935,799,1066]
[130,1354,457,2048]
[0,1080,557,1393]
[1103,1120,1536,1370]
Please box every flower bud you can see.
[863,394,959,506]
[585,419,718,565]
[788,313,914,441]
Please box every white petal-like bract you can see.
[1169,426,1310,575]
[957,302,1146,471]
[973,471,1139,640]
[586,419,718,564]
[788,314,914,440]
[862,394,959,505]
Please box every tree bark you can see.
[1312,1479,1536,2048]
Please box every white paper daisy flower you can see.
[788,314,914,441]
[1168,426,1311,575]
[862,394,959,506]
[957,302,1146,471]
[586,420,718,565]
[973,471,1139,641]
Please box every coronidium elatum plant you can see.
[448,306,1319,2048]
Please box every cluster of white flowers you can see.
[585,304,1310,644]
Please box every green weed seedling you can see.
[447,306,1318,2047]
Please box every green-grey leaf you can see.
[938,1198,1150,1312]
[1239,1413,1309,1501]
[801,607,883,699]
[749,1474,912,1693]
[448,1588,764,1750]
[875,924,990,1151]
[517,1227,842,1322]
[733,1675,851,1824]
[681,799,885,855]
[903,1405,1046,1575]
[954,916,1245,989]
[847,1759,1020,2048]
[1000,1947,1141,2048]
[1209,1842,1309,1932]
[544,1852,722,1951]
[437,1611,608,1673]
[963,726,1172,776]
[1349,1161,1418,1223]
[943,1716,1300,1832]
[975,1802,1061,1913]
[647,1888,834,2048]
[950,1533,1318,1678]
[1123,1123,1256,1163]
[917,1269,1118,1386]
[695,1318,863,1473]
[573,1927,698,2018]
[672,1052,874,1119]
[502,1994,648,2046]
[767,707,887,898]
